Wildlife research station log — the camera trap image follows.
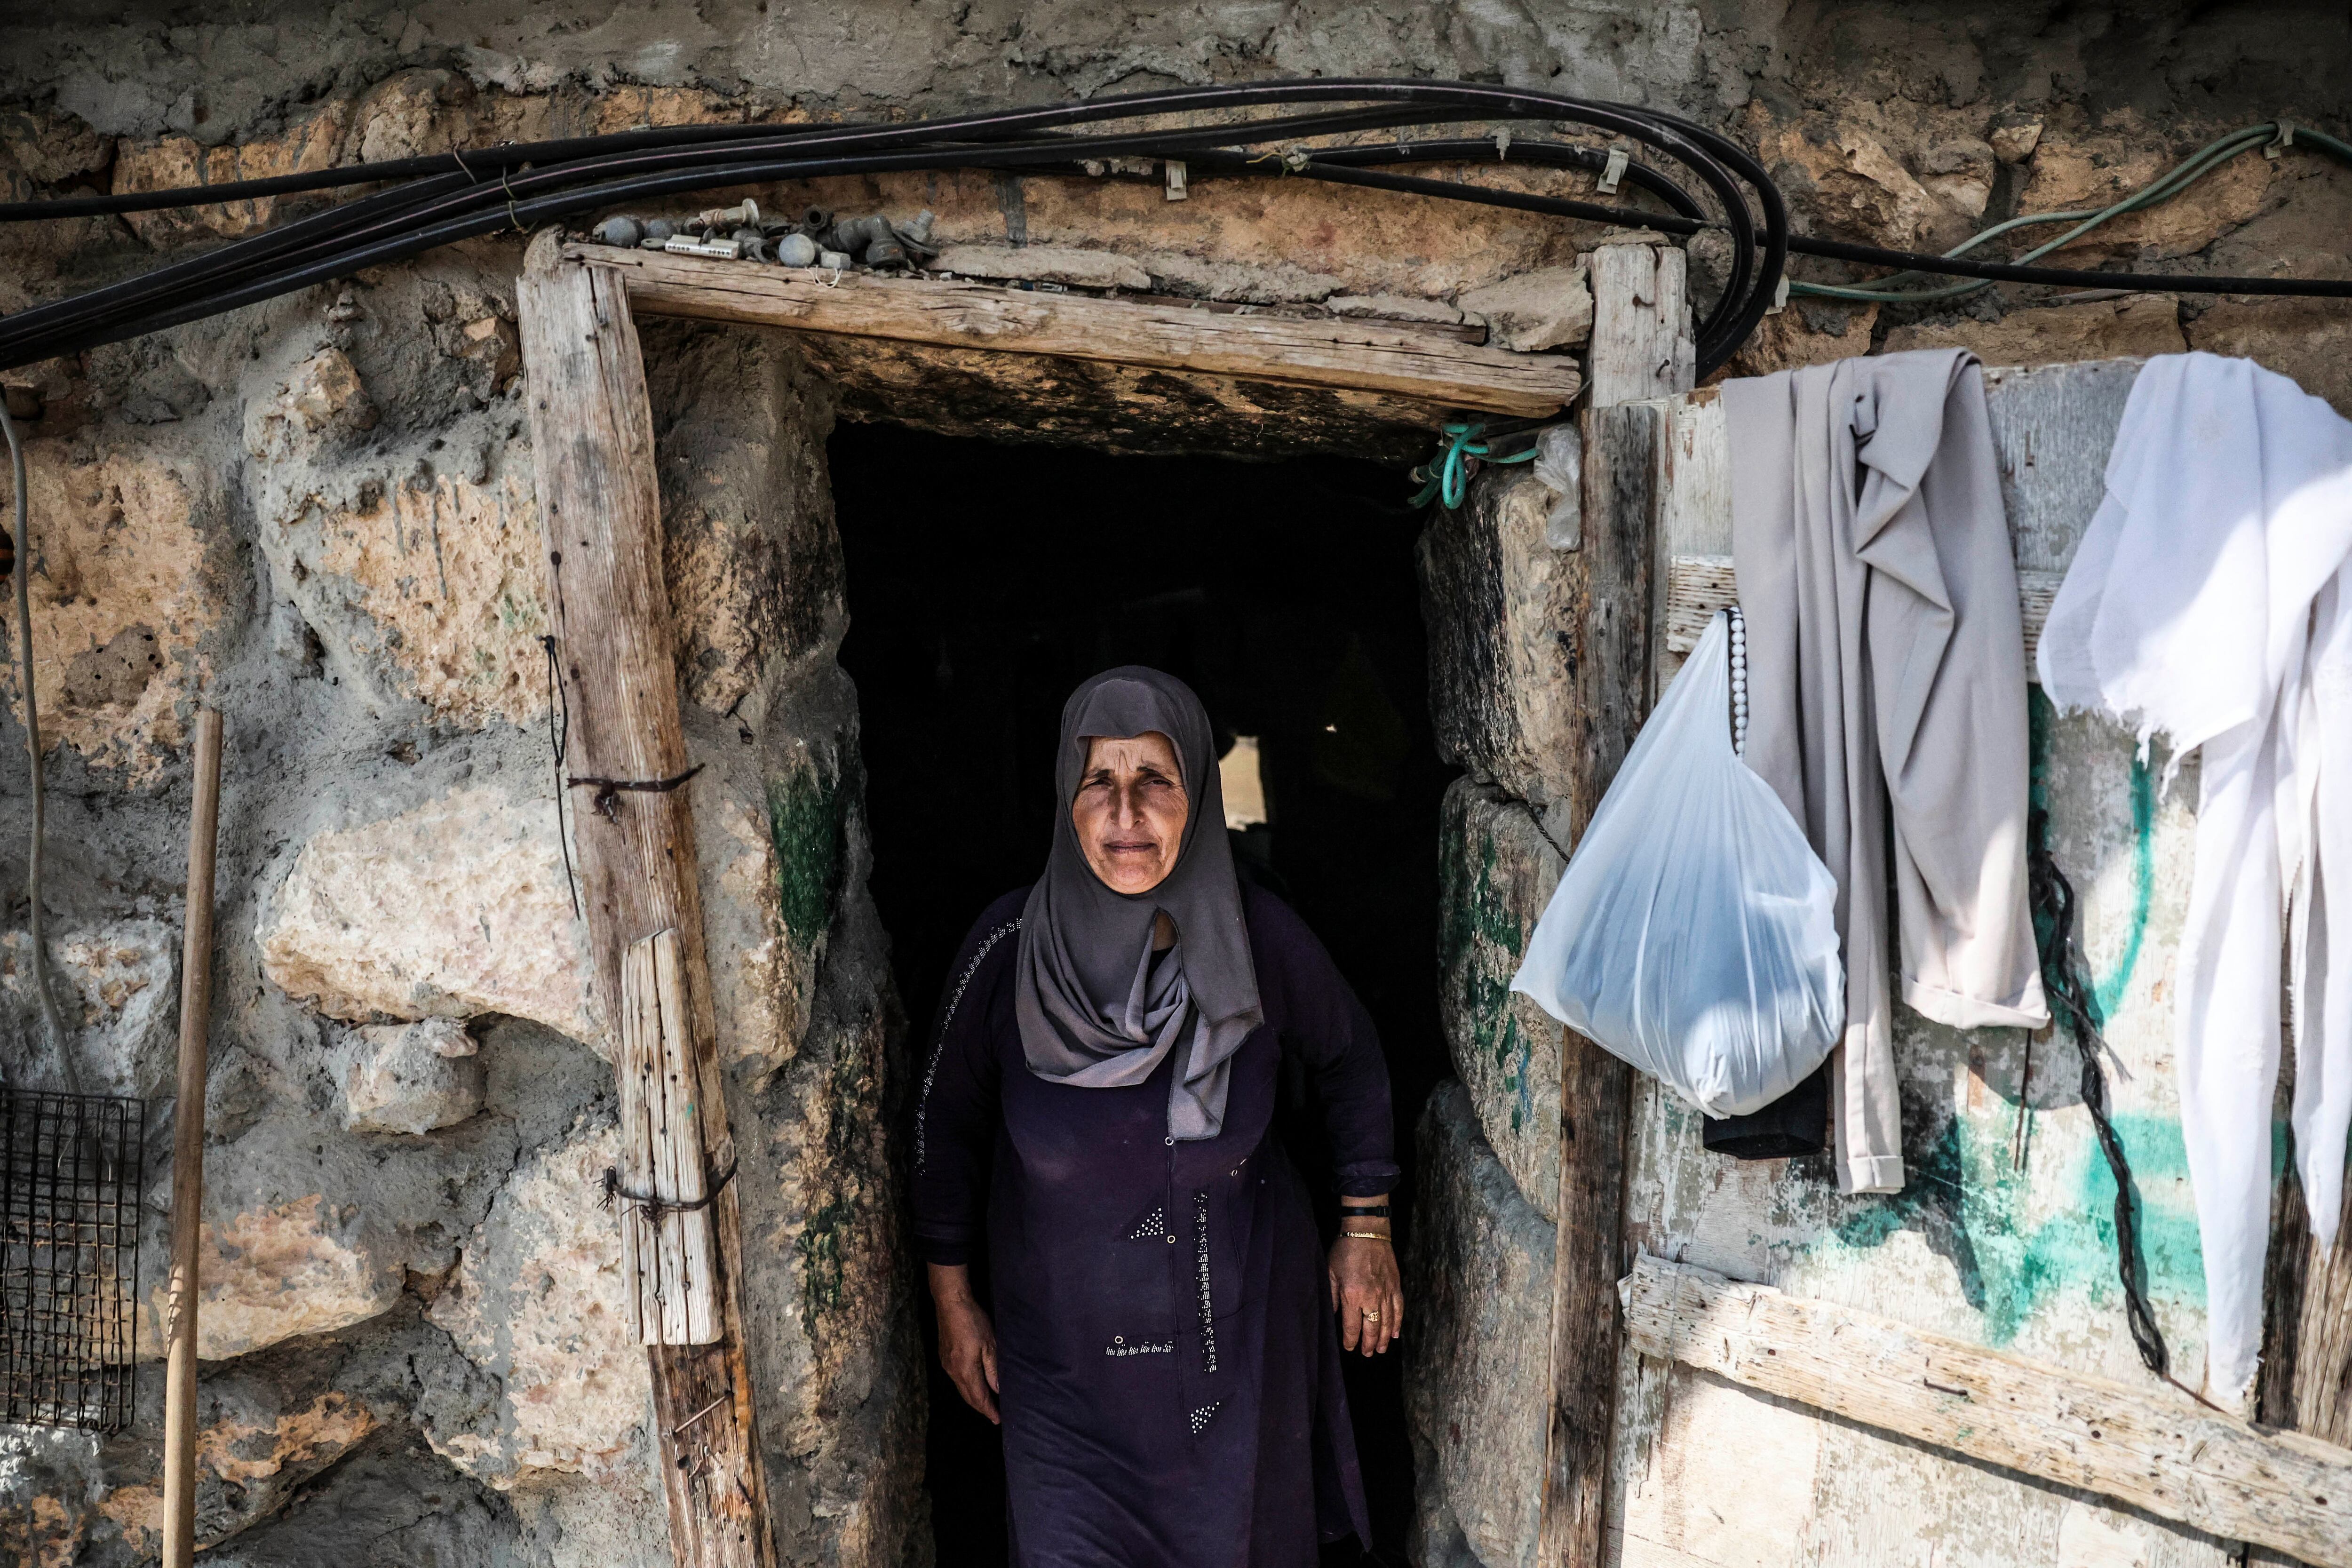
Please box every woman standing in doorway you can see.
[914,666,1404,1565]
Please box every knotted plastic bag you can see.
[1510,610,1843,1117]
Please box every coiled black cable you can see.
[0,80,1785,376]
[1,78,2342,378]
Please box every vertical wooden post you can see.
[619,928,721,1347]
[2289,1192,2352,1443]
[516,232,774,1568]
[1537,240,1691,1568]
[161,708,223,1568]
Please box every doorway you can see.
[831,423,1453,1566]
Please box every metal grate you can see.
[0,1087,144,1433]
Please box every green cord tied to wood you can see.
[1409,421,1538,510]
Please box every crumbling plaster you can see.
[0,3,2345,1566]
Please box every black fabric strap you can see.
[1338,1203,1391,1218]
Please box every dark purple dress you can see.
[914,881,1400,1567]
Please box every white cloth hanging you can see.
[2038,350,2352,1403]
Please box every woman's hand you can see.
[929,1263,1001,1424]
[1327,1196,1403,1356]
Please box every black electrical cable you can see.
[1788,231,2352,298]
[0,80,1788,377]
[0,104,1695,363]
[3,78,2342,376]
[2027,811,2172,1380]
[1191,136,1712,223]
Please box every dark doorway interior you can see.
[833,423,1452,1568]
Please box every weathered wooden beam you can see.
[1624,1254,2352,1568]
[1538,397,1655,1568]
[517,232,774,1568]
[1538,237,1684,1568]
[566,242,1582,418]
[790,331,1444,462]
[619,929,720,1347]
[1582,243,1692,407]
[2287,1180,2352,1444]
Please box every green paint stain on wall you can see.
[1826,1108,2205,1347]
[1439,798,1542,1129]
[2025,687,2155,1029]
[766,766,846,948]
[2093,752,2156,1019]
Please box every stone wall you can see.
[0,210,916,1562]
[0,4,2346,1566]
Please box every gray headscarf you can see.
[1014,667,1263,1140]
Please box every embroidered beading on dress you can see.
[1103,1336,1173,1358]
[1194,1189,1217,1374]
[914,919,1020,1172]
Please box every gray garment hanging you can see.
[1724,347,2050,1194]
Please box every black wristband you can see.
[1338,1203,1391,1218]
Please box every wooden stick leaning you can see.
[160,708,223,1568]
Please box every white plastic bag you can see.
[1532,424,1582,548]
[1510,610,1843,1117]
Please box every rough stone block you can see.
[3,436,226,780]
[1457,264,1593,352]
[1328,294,1466,325]
[1747,111,1960,248]
[245,350,549,731]
[1419,469,1577,810]
[2189,299,2352,421]
[1714,301,1880,379]
[95,1385,380,1554]
[0,918,178,1096]
[259,784,601,1047]
[1439,778,1566,1223]
[1884,295,2185,365]
[335,1019,485,1134]
[143,1188,405,1361]
[930,241,1153,291]
[427,1119,649,1485]
[111,97,353,244]
[645,326,847,716]
[2021,121,2273,262]
[1404,1080,1555,1568]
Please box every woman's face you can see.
[1072,732,1190,895]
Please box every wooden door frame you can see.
[514,226,1628,1568]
